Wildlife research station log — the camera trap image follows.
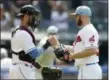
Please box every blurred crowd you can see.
[0,0,108,32]
[0,0,76,32]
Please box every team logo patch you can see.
[89,35,95,43]
[72,36,81,46]
[76,36,82,42]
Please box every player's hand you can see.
[48,36,60,48]
[54,44,71,62]
[43,40,51,50]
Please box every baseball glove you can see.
[42,67,62,80]
[54,44,70,62]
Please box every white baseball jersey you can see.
[11,29,36,64]
[10,28,39,79]
[72,23,99,66]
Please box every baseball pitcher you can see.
[49,5,102,79]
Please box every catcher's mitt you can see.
[42,67,62,80]
[54,44,70,62]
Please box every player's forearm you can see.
[70,48,98,59]
[28,40,51,59]
[28,47,45,59]
[42,40,51,50]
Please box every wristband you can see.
[43,40,51,50]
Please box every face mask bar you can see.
[30,14,42,30]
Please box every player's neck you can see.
[21,21,29,28]
[82,20,91,27]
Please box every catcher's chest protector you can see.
[11,26,36,63]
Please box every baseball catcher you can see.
[9,4,62,80]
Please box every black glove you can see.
[54,44,70,62]
[42,67,62,80]
[43,40,51,50]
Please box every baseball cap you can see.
[71,5,92,16]
[17,5,40,17]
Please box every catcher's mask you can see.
[17,5,42,30]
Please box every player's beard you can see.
[28,16,35,31]
[76,16,82,27]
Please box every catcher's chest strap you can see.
[11,50,35,63]
[12,50,41,69]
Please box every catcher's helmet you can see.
[17,5,42,29]
[17,5,40,16]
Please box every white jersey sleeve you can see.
[81,28,99,49]
[21,31,36,53]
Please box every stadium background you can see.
[0,0,108,79]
